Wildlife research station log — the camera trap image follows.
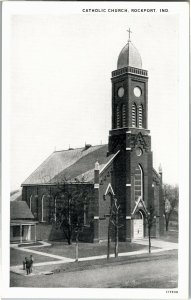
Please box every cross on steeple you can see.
[127,28,132,41]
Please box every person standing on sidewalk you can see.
[25,257,30,275]
[29,255,34,273]
[23,257,27,270]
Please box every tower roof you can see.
[117,40,142,70]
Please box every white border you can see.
[1,1,189,299]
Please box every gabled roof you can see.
[10,201,34,220]
[22,144,116,185]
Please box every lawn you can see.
[10,250,178,288]
[26,241,148,259]
[161,230,178,243]
[10,248,59,266]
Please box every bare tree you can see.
[49,177,93,245]
[107,198,113,260]
[110,198,123,258]
[107,195,123,260]
[163,184,179,231]
[145,204,155,254]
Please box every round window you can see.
[136,147,143,157]
[118,87,124,98]
[134,87,142,97]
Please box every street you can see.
[10,251,178,288]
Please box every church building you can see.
[21,33,164,242]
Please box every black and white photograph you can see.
[1,1,189,299]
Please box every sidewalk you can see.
[10,238,178,276]
[133,238,178,250]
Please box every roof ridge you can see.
[54,144,107,153]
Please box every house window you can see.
[13,226,24,237]
[122,104,126,127]
[132,103,137,127]
[138,105,143,128]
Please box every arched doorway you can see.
[133,210,144,239]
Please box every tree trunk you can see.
[75,232,79,262]
[115,210,119,258]
[68,236,72,245]
[166,220,169,232]
[68,225,72,245]
[107,220,111,260]
[68,198,72,244]
[165,214,170,232]
[148,226,151,254]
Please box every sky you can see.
[4,3,180,190]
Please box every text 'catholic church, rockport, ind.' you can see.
[10,30,165,244]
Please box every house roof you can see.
[10,189,22,201]
[11,220,38,225]
[10,201,34,220]
[22,144,116,185]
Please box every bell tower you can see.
[109,30,153,241]
[109,29,149,153]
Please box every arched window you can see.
[30,193,38,219]
[41,195,45,222]
[29,195,33,211]
[132,103,137,127]
[134,164,144,201]
[138,105,143,128]
[41,195,49,222]
[122,104,126,127]
[54,196,57,222]
[116,105,120,128]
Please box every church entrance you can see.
[133,211,144,239]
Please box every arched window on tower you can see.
[122,104,127,127]
[138,105,143,128]
[116,105,120,128]
[134,164,144,201]
[132,103,137,127]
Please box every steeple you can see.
[127,28,132,42]
[109,32,149,154]
[117,32,142,69]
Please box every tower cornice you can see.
[112,66,148,79]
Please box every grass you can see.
[161,229,178,243]
[10,248,58,266]
[10,249,178,288]
[10,230,178,269]
[26,241,147,259]
[34,249,178,275]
